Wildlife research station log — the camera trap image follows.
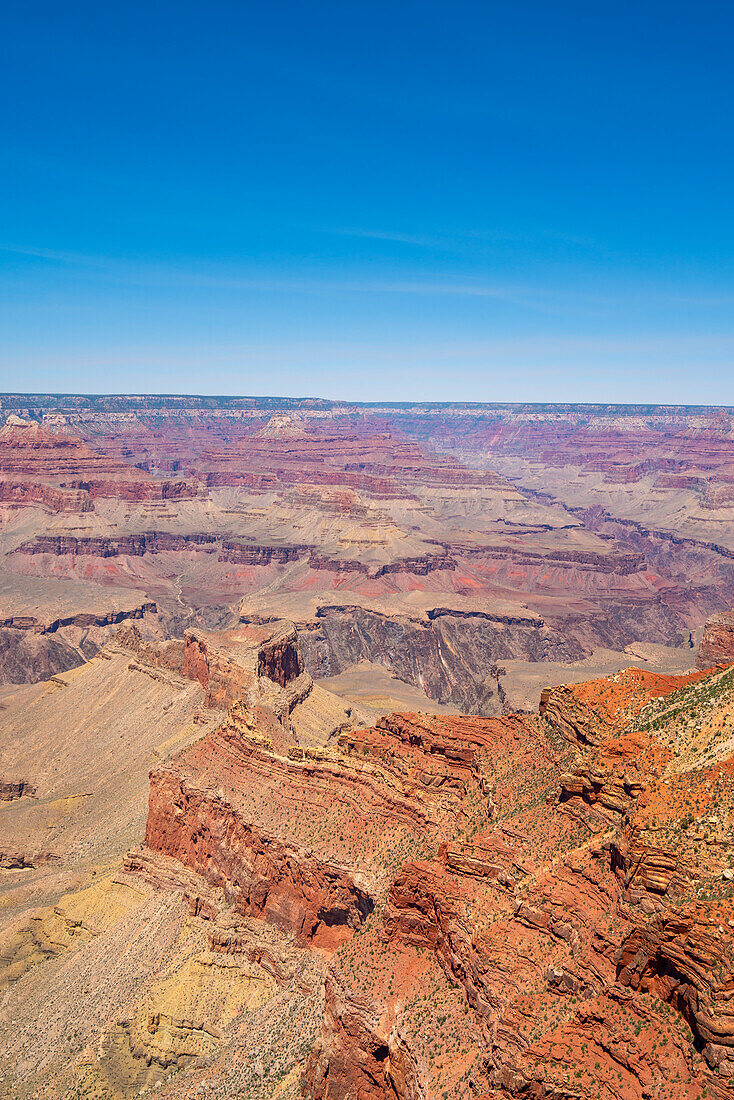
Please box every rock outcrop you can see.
[618,901,734,1074]
[128,653,734,1100]
[17,532,220,557]
[4,399,732,720]
[0,594,157,684]
[138,776,374,949]
[699,610,734,668]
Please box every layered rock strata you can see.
[0,415,196,509]
[126,652,734,1100]
[699,610,734,668]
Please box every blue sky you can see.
[2,0,733,402]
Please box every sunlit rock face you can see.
[699,611,734,668]
[3,396,734,1098]
[3,398,734,704]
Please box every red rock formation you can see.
[5,393,734,1097]
[618,901,734,1074]
[138,707,546,961]
[306,664,734,1097]
[118,620,312,714]
[698,611,734,668]
[540,665,711,746]
[373,554,456,577]
[142,772,373,949]
[305,969,423,1100]
[0,415,197,509]
[257,628,302,688]
[0,479,92,512]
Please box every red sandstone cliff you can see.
[126,648,734,1100]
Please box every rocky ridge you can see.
[0,416,197,510]
[93,645,734,1099]
[3,621,734,1098]
[3,396,734,1097]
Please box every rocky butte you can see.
[698,611,734,669]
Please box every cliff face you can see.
[117,619,332,722]
[299,603,697,716]
[140,772,374,949]
[0,594,157,684]
[617,901,734,1075]
[540,664,713,746]
[698,611,734,668]
[0,416,196,509]
[17,532,220,557]
[7,396,734,1099]
[122,648,734,1100]
[305,968,424,1100]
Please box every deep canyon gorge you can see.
[2,396,734,1100]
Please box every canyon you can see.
[3,614,734,1099]
[1,395,734,1099]
[2,396,732,708]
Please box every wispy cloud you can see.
[0,242,109,266]
[327,226,447,249]
[3,333,733,405]
[5,333,734,367]
[0,242,548,310]
[325,224,609,255]
[3,241,734,319]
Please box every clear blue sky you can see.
[2,0,733,402]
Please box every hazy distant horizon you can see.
[4,392,734,416]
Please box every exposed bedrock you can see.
[461,543,645,575]
[304,969,423,1100]
[0,601,157,635]
[299,665,734,1100]
[257,627,303,687]
[18,533,458,581]
[540,683,617,747]
[218,540,309,565]
[0,478,93,512]
[698,611,734,669]
[0,777,36,800]
[139,773,374,949]
[298,600,693,714]
[136,705,515,962]
[308,551,455,578]
[17,532,220,557]
[119,619,312,715]
[539,494,734,585]
[617,903,734,1075]
[299,607,574,714]
[0,627,82,684]
[573,502,734,562]
[0,601,157,684]
[0,415,198,506]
